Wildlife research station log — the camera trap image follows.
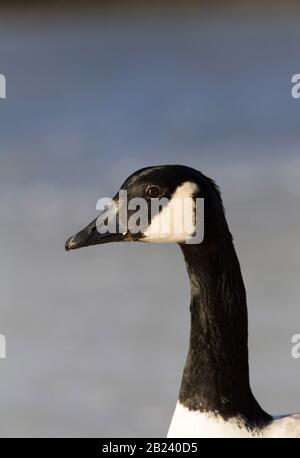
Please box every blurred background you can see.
[0,0,300,437]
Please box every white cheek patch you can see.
[142,181,200,243]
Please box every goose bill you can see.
[65,217,124,251]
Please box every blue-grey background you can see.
[0,2,300,437]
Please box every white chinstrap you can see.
[95,182,204,244]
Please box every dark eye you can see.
[146,185,160,198]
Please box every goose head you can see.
[65,165,229,251]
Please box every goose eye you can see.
[146,185,160,198]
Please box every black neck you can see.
[178,239,271,427]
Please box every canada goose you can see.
[65,165,300,437]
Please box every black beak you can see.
[65,217,124,251]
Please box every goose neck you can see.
[178,241,271,425]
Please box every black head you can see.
[65,165,230,251]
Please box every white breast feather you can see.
[167,402,300,438]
